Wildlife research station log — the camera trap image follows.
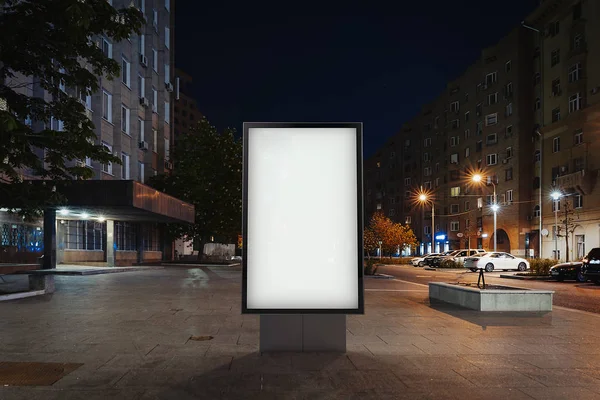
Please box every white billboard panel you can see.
[243,122,364,314]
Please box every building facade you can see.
[0,0,195,267]
[173,68,202,141]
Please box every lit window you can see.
[450,221,459,232]
[450,187,460,197]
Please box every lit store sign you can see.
[242,122,364,314]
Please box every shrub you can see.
[438,259,464,269]
[368,257,413,265]
[529,258,558,275]
[364,259,378,275]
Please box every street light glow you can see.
[418,193,427,202]
[550,191,562,200]
[80,212,89,219]
[491,204,500,212]
[472,174,482,183]
[58,208,69,216]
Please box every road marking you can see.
[366,289,428,292]
[389,278,429,288]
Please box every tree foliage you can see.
[364,212,418,257]
[148,117,242,252]
[0,0,144,218]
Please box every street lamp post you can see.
[378,240,382,260]
[418,193,435,253]
[551,191,561,260]
[472,174,498,252]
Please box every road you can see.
[377,264,600,315]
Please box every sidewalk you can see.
[1,267,600,399]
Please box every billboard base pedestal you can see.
[259,314,346,353]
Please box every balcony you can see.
[555,169,593,195]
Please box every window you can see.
[424,137,431,147]
[389,209,395,216]
[424,226,430,235]
[573,34,583,50]
[165,0,170,11]
[435,163,440,172]
[58,68,66,92]
[153,9,158,30]
[476,140,483,152]
[573,2,582,20]
[533,205,540,217]
[115,221,137,251]
[569,93,582,113]
[486,133,497,145]
[553,137,560,153]
[485,113,498,126]
[506,190,513,203]
[575,194,583,209]
[505,103,513,116]
[165,27,170,49]
[424,181,432,190]
[450,221,459,232]
[464,201,470,211]
[450,187,460,197]
[549,20,560,36]
[574,129,583,145]
[77,86,92,109]
[569,63,582,82]
[121,105,130,134]
[552,107,561,123]
[551,49,560,67]
[552,78,561,95]
[153,129,158,152]
[488,92,498,105]
[64,220,104,250]
[487,195,494,205]
[486,153,497,166]
[450,101,459,112]
[102,142,113,174]
[465,93,469,102]
[434,178,440,187]
[464,111,470,122]
[465,147,470,158]
[165,63,170,84]
[464,129,470,139]
[405,216,412,224]
[121,153,130,179]
[423,153,430,162]
[574,157,584,172]
[424,167,432,176]
[450,136,459,147]
[485,72,497,85]
[450,153,458,164]
[138,118,145,142]
[533,72,541,85]
[102,90,112,122]
[102,38,113,58]
[477,198,483,209]
[552,199,561,212]
[152,87,158,112]
[534,98,541,110]
[138,75,145,98]
[164,101,170,123]
[390,151,396,158]
[476,103,482,116]
[434,116,440,129]
[505,167,513,181]
[505,125,513,137]
[505,82,513,97]
[165,138,170,160]
[451,204,459,214]
[476,121,483,135]
[121,57,131,87]
[506,147,513,159]
[505,60,511,72]
[404,178,411,186]
[139,34,145,56]
[152,49,158,72]
[451,119,460,129]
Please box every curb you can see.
[365,273,395,280]
[424,267,437,271]
[499,274,552,281]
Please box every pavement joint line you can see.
[553,305,600,318]
[390,278,429,288]
[365,289,428,292]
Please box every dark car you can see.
[582,248,600,284]
[427,250,460,267]
[549,261,585,282]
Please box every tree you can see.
[0,0,144,218]
[363,227,378,259]
[364,212,419,258]
[148,117,242,259]
[557,197,579,262]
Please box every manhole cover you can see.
[189,335,213,341]
[0,362,82,386]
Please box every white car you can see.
[464,252,529,272]
[411,253,440,267]
[452,249,487,264]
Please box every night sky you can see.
[175,1,539,157]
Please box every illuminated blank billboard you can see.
[242,122,364,314]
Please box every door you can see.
[501,253,517,270]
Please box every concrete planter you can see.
[429,282,554,312]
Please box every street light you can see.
[550,190,562,260]
[472,173,498,252]
[378,240,382,260]
[418,192,435,252]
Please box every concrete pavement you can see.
[2,266,600,398]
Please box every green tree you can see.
[148,117,242,259]
[0,0,144,218]
[364,212,418,258]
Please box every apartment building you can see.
[525,0,600,260]
[173,68,202,141]
[1,0,196,267]
[366,27,535,256]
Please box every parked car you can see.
[581,248,600,284]
[549,261,585,282]
[452,249,487,264]
[427,250,461,267]
[411,253,440,267]
[464,252,529,272]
